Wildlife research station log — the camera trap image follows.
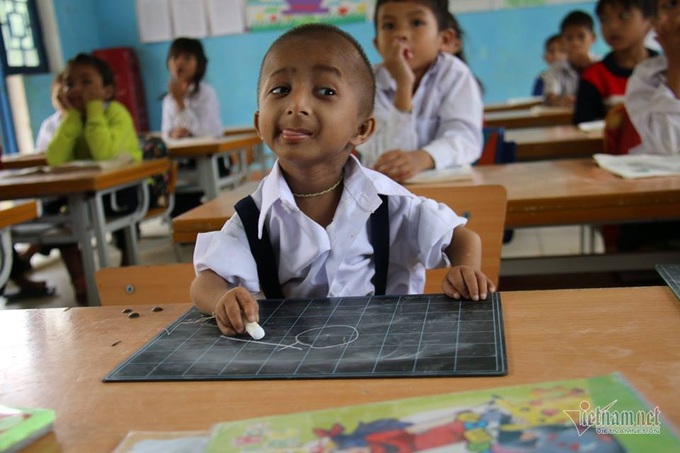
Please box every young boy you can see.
[191,24,494,337]
[625,0,680,155]
[356,0,483,183]
[544,10,598,107]
[532,34,567,96]
[573,0,656,124]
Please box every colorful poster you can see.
[246,0,368,31]
[207,373,680,452]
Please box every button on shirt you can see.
[193,156,467,298]
[161,81,223,138]
[357,53,483,169]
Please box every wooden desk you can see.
[167,132,264,200]
[0,200,39,288]
[0,152,47,170]
[506,125,604,161]
[0,160,169,305]
[484,97,543,113]
[2,286,678,452]
[172,159,680,243]
[485,106,573,129]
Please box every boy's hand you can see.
[373,149,434,182]
[382,38,415,90]
[442,265,495,301]
[213,286,259,336]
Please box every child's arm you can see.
[83,100,139,161]
[442,226,495,301]
[191,269,260,336]
[45,110,81,165]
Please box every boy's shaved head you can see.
[596,0,655,18]
[258,23,376,117]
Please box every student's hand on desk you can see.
[213,286,260,337]
[373,150,433,182]
[443,265,495,302]
[169,127,192,139]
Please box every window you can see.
[0,0,47,74]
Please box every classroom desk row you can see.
[0,131,264,201]
[0,160,169,306]
[171,158,680,275]
[2,286,677,452]
[484,106,573,129]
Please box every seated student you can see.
[46,53,142,303]
[356,0,483,183]
[532,34,567,96]
[161,37,222,139]
[35,72,67,152]
[626,0,680,155]
[573,0,656,124]
[191,24,495,336]
[544,10,598,107]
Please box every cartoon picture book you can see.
[0,405,55,453]
[206,373,679,452]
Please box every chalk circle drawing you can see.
[223,325,360,352]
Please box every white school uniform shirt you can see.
[357,53,483,169]
[625,55,680,155]
[543,59,580,97]
[161,81,223,137]
[193,156,467,298]
[34,111,62,152]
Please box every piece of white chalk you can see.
[245,321,265,340]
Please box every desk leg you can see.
[197,156,219,200]
[0,229,12,290]
[89,193,109,268]
[68,194,99,306]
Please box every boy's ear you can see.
[349,116,376,146]
[253,111,262,138]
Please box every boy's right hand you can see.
[168,78,188,107]
[213,286,260,336]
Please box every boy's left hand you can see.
[442,265,495,301]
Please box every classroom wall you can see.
[25,0,603,141]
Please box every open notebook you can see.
[594,153,680,179]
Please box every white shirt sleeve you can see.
[34,112,62,152]
[625,55,680,155]
[161,82,223,137]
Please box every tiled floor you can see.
[0,222,663,310]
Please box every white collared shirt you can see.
[543,59,580,97]
[357,53,483,169]
[193,156,467,298]
[35,111,63,152]
[161,81,223,137]
[625,55,680,155]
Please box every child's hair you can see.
[373,0,451,32]
[64,53,115,100]
[545,33,563,50]
[560,10,596,33]
[257,23,376,118]
[52,70,64,86]
[167,37,208,95]
[445,11,467,63]
[595,0,655,18]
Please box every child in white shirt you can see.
[356,0,483,182]
[191,24,494,337]
[34,72,66,151]
[161,37,222,138]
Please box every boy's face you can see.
[598,4,651,52]
[64,64,113,112]
[374,1,444,78]
[255,35,374,170]
[544,39,567,65]
[561,24,596,60]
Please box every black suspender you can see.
[234,196,285,300]
[234,194,390,299]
